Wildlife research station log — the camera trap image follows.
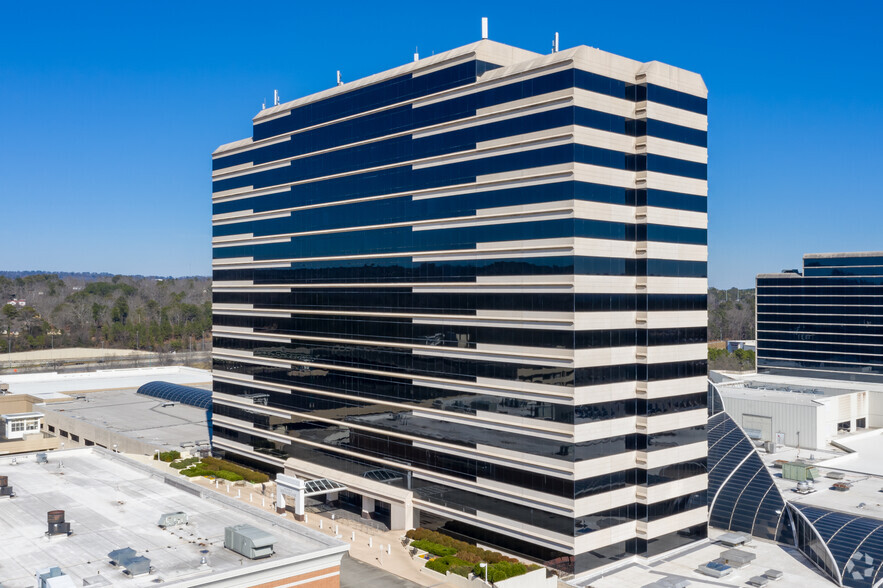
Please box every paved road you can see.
[340,554,426,588]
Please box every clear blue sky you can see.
[2,1,881,286]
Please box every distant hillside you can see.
[0,270,209,281]
[1,273,211,354]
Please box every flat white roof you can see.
[0,367,211,400]
[0,448,347,587]
[1,412,44,419]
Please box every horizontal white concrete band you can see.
[413,499,574,553]
[640,506,707,540]
[475,376,578,399]
[413,246,574,263]
[642,136,707,164]
[574,346,637,367]
[641,102,707,131]
[640,441,708,470]
[473,409,573,435]
[572,162,635,189]
[473,342,573,359]
[572,125,635,154]
[412,207,572,232]
[213,236,291,248]
[212,437,286,467]
[573,88,636,119]
[418,379,572,405]
[643,342,708,364]
[574,416,636,443]
[414,92,573,139]
[573,381,636,405]
[212,210,293,227]
[413,168,572,201]
[411,285,574,294]
[416,409,572,441]
[475,88,575,118]
[575,486,636,518]
[640,473,707,505]
[475,443,581,473]
[574,520,636,552]
[643,241,707,262]
[574,452,637,481]
[642,408,707,435]
[212,134,289,162]
[643,376,707,400]
[477,477,575,509]
[413,346,571,366]
[642,311,708,329]
[644,277,708,295]
[213,160,290,183]
[413,316,573,330]
[477,125,576,151]
[642,206,706,229]
[573,312,638,330]
[642,171,707,196]
[413,133,572,171]
[414,60,574,109]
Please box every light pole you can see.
[479,562,487,583]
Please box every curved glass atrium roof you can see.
[137,381,212,409]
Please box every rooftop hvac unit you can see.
[157,512,188,527]
[0,475,13,497]
[47,510,71,536]
[108,547,137,567]
[36,567,76,588]
[122,556,151,577]
[224,524,275,559]
[36,452,48,463]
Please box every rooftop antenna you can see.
[273,89,279,106]
[414,47,419,62]
[481,17,488,40]
[553,32,559,53]
[336,70,343,86]
[261,99,266,110]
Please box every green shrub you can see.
[170,457,199,469]
[425,558,449,574]
[474,561,528,582]
[449,564,473,578]
[454,550,481,564]
[214,470,244,482]
[156,450,181,462]
[201,457,269,483]
[407,529,519,566]
[181,467,210,477]
[411,540,457,557]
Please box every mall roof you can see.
[0,448,347,587]
[0,367,211,401]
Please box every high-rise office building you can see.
[211,38,708,575]
[758,252,883,384]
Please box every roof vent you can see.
[0,475,13,498]
[224,524,275,559]
[36,452,48,463]
[108,547,137,567]
[122,556,152,577]
[47,510,71,536]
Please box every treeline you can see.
[708,287,755,341]
[1,273,211,353]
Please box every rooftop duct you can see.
[157,512,188,527]
[36,567,76,588]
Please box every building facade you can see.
[757,252,883,384]
[211,39,708,575]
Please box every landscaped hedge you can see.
[406,528,518,564]
[201,457,269,483]
[425,555,476,577]
[170,457,199,469]
[407,529,539,583]
[411,540,457,557]
[154,450,181,462]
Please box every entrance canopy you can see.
[304,478,347,497]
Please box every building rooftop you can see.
[716,371,883,395]
[0,448,347,587]
[0,367,211,401]
[570,527,831,587]
[716,378,864,406]
[39,387,211,450]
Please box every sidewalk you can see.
[144,457,456,587]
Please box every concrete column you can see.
[390,503,411,530]
[276,474,307,521]
[326,491,339,502]
[362,496,375,519]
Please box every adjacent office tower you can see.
[211,38,708,575]
[758,252,883,384]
